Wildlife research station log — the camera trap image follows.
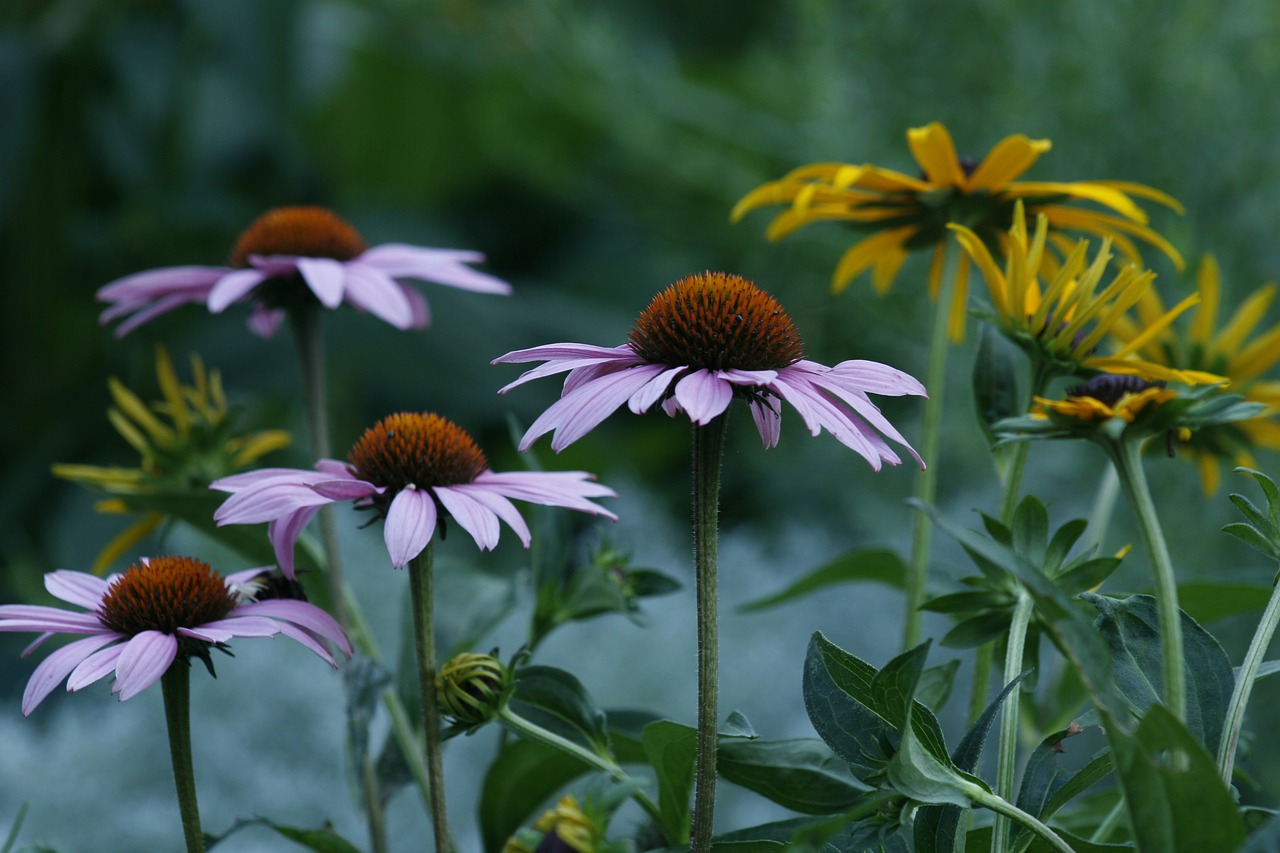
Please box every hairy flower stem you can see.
[409,544,452,853]
[1218,563,1280,784]
[1108,438,1186,724]
[904,251,959,649]
[991,589,1034,853]
[496,706,666,836]
[161,664,204,853]
[965,783,1074,853]
[692,415,728,851]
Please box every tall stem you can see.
[161,664,204,853]
[1217,565,1280,784]
[1108,438,1186,724]
[991,589,1033,853]
[691,416,728,852]
[904,251,959,649]
[409,544,452,853]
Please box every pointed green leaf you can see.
[717,738,868,814]
[508,666,612,757]
[643,720,698,845]
[917,660,962,712]
[1012,496,1050,563]
[1045,519,1089,576]
[1014,726,1113,843]
[941,612,1012,648]
[973,323,1024,447]
[738,549,906,613]
[1222,522,1280,561]
[1054,557,1122,597]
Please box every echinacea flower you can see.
[98,206,511,338]
[211,412,617,573]
[493,271,926,469]
[951,203,1220,388]
[1109,256,1280,493]
[731,121,1183,341]
[52,347,291,574]
[0,556,352,716]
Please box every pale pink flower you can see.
[212,412,617,574]
[494,272,926,470]
[0,557,352,716]
[98,206,510,338]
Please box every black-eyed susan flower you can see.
[52,348,291,574]
[98,206,511,338]
[0,556,351,715]
[503,793,631,853]
[493,271,926,469]
[731,122,1183,342]
[211,412,616,573]
[1109,256,1280,493]
[952,203,1220,388]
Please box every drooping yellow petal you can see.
[948,223,1007,317]
[849,165,933,193]
[109,377,176,448]
[1212,283,1277,366]
[1090,180,1185,214]
[1108,292,1201,359]
[831,227,917,294]
[731,181,804,222]
[107,408,155,458]
[92,513,165,576]
[51,463,146,488]
[1035,205,1185,270]
[1010,181,1149,223]
[947,253,971,343]
[966,134,1052,191]
[907,123,965,188]
[1188,255,1221,347]
[871,244,911,296]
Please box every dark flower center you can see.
[229,207,368,267]
[627,272,804,371]
[1066,374,1165,406]
[347,413,489,492]
[98,556,235,637]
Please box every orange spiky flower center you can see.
[98,556,235,637]
[229,206,367,267]
[347,413,489,493]
[628,272,804,371]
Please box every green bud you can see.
[436,652,509,726]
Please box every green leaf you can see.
[205,819,361,853]
[1011,496,1050,564]
[1054,557,1122,598]
[478,739,589,853]
[643,720,698,845]
[964,826,1133,852]
[921,591,1007,614]
[721,710,758,738]
[1014,726,1113,846]
[973,323,1024,448]
[941,611,1012,648]
[1045,519,1089,576]
[508,666,612,757]
[738,549,906,613]
[717,738,868,814]
[1176,582,1273,625]
[1111,704,1246,853]
[605,708,663,764]
[917,659,962,712]
[1222,522,1280,561]
[1084,593,1235,756]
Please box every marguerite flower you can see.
[731,121,1183,341]
[211,412,617,573]
[493,271,926,469]
[98,206,511,338]
[1109,256,1280,493]
[0,557,352,716]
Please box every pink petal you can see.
[749,398,782,449]
[628,365,685,414]
[66,642,126,692]
[448,488,532,547]
[495,345,642,393]
[44,571,110,609]
[468,471,618,518]
[208,268,268,313]
[180,616,280,642]
[310,479,382,501]
[272,621,339,667]
[267,507,322,579]
[401,284,431,328]
[360,244,511,294]
[248,304,285,338]
[97,265,226,300]
[673,370,734,424]
[826,359,928,397]
[384,487,438,568]
[22,634,122,716]
[0,607,108,634]
[435,487,502,551]
[296,257,347,308]
[520,365,663,452]
[113,631,178,701]
[234,599,352,656]
[341,263,415,328]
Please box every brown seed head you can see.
[98,556,236,637]
[229,206,367,268]
[347,413,489,492]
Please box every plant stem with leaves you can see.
[1218,566,1280,784]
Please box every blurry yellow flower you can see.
[502,795,605,853]
[53,347,290,573]
[1110,256,1280,493]
[953,203,1217,386]
[732,122,1183,342]
[1033,378,1176,424]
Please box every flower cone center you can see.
[628,272,804,371]
[98,556,235,637]
[347,413,488,491]
[1066,374,1164,407]
[229,206,367,267]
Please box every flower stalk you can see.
[1217,564,1280,784]
[991,588,1034,853]
[692,415,728,851]
[409,544,452,852]
[161,663,204,853]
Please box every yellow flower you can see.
[952,203,1218,386]
[1033,380,1177,424]
[532,795,599,853]
[53,347,291,574]
[1109,256,1280,493]
[731,121,1183,342]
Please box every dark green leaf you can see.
[964,826,1132,852]
[921,591,1007,614]
[1011,496,1050,563]
[973,323,1024,448]
[1054,557,1121,597]
[917,660,962,712]
[1177,582,1272,625]
[1084,593,1235,756]
[1014,726,1113,845]
[508,666,612,757]
[478,739,589,853]
[205,819,362,853]
[1045,519,1089,576]
[718,738,868,815]
[1222,523,1280,561]
[941,612,1012,648]
[606,708,663,764]
[643,719,698,845]
[738,549,906,613]
[629,568,682,597]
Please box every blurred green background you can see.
[2,0,1280,849]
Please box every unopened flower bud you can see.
[436,652,509,725]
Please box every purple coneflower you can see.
[211,412,617,573]
[0,557,351,716]
[98,206,511,338]
[493,271,927,467]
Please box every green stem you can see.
[1107,438,1186,724]
[904,250,959,649]
[1089,798,1126,843]
[360,755,387,853]
[966,784,1074,853]
[409,544,452,853]
[1217,563,1280,784]
[966,644,994,727]
[161,664,204,853]
[991,589,1034,853]
[1084,463,1121,553]
[497,706,666,835]
[692,416,728,852]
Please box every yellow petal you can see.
[850,165,933,193]
[154,346,191,438]
[1090,180,1184,214]
[947,252,971,343]
[1011,181,1150,223]
[948,223,1008,318]
[831,227,918,294]
[1188,255,1221,347]
[907,123,965,188]
[967,134,1052,191]
[1195,451,1221,497]
[109,377,175,448]
[1035,205,1184,270]
[1108,291,1200,360]
[1213,283,1277,366]
[1231,323,1280,381]
[92,513,165,576]
[731,181,803,222]
[51,463,146,488]
[228,430,293,467]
